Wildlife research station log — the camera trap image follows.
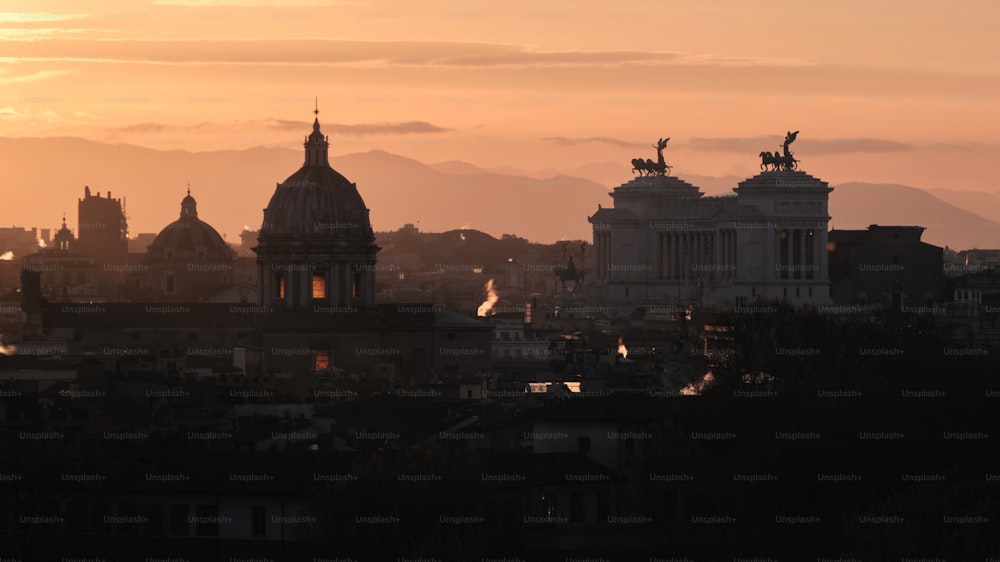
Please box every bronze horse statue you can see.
[632,137,671,177]
[554,245,586,294]
[760,130,800,171]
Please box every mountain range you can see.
[0,137,997,250]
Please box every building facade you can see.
[588,169,833,309]
[828,225,946,308]
[76,186,128,292]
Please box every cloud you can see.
[265,118,449,135]
[115,122,169,133]
[684,137,918,155]
[0,12,88,23]
[108,119,450,136]
[0,39,808,69]
[0,69,74,84]
[0,107,60,122]
[542,136,645,148]
[266,119,307,131]
[150,0,359,5]
[0,27,106,41]
[325,121,451,135]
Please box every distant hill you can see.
[926,188,1000,227]
[1,137,998,250]
[830,182,1000,249]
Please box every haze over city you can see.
[2,1,999,237]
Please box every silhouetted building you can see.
[143,190,236,302]
[828,224,946,308]
[76,186,128,292]
[237,228,258,257]
[588,170,833,308]
[14,114,492,384]
[128,232,157,254]
[950,249,1000,277]
[20,217,98,302]
[0,226,41,260]
[254,114,379,308]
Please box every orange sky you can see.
[2,0,1000,189]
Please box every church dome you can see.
[147,190,234,261]
[260,114,374,240]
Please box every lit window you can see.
[315,350,330,371]
[276,273,285,299]
[312,274,325,299]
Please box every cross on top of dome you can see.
[304,99,330,167]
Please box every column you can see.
[732,229,739,281]
[302,265,311,302]
[797,229,805,280]
[681,232,687,281]
[772,229,780,280]
[712,231,720,282]
[663,232,671,279]
[663,233,670,280]
[691,231,703,279]
[656,233,662,279]
[596,234,602,282]
[258,263,267,305]
[671,233,678,280]
[722,228,733,282]
[785,229,793,280]
[598,233,604,283]
[819,228,828,280]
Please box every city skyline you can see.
[1,0,999,193]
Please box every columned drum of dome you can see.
[254,112,380,308]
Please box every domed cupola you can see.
[53,214,75,251]
[144,187,236,301]
[147,188,234,262]
[180,188,198,218]
[254,103,380,309]
[305,114,329,167]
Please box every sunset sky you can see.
[2,0,1000,190]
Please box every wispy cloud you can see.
[325,121,451,135]
[0,27,105,40]
[0,69,74,83]
[542,136,645,148]
[0,107,60,122]
[116,122,169,133]
[0,39,809,68]
[684,137,918,155]
[150,0,359,6]
[265,118,449,135]
[109,119,450,136]
[0,12,88,23]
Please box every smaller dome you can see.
[55,216,73,239]
[181,187,198,218]
[147,191,234,261]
